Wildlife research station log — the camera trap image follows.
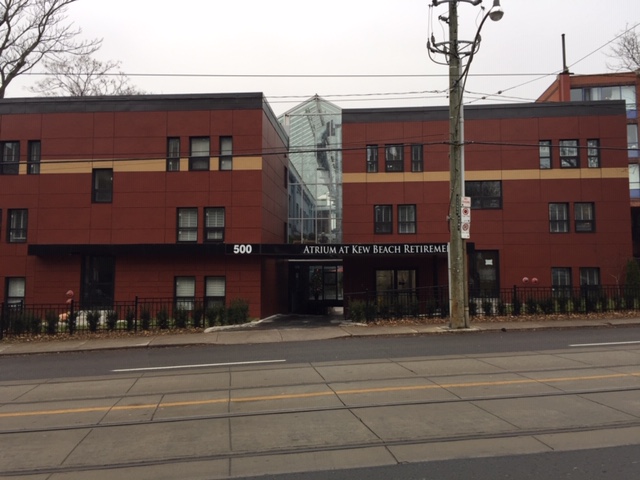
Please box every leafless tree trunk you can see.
[0,0,100,98]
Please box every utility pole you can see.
[428,0,503,329]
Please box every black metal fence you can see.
[345,284,640,322]
[0,297,250,339]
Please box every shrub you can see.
[45,310,58,335]
[106,310,119,331]
[482,300,493,316]
[540,298,554,314]
[193,303,204,329]
[425,299,437,318]
[125,308,135,331]
[156,308,169,330]
[87,311,101,333]
[205,304,226,326]
[525,298,538,315]
[512,297,522,316]
[140,308,151,330]
[227,298,249,324]
[68,312,78,335]
[174,308,189,329]
[497,300,507,316]
[469,301,478,317]
[348,300,366,322]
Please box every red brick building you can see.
[0,94,289,318]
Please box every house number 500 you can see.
[233,244,253,254]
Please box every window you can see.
[398,205,416,234]
[549,203,569,233]
[177,208,198,242]
[375,270,417,308]
[205,276,226,309]
[385,144,403,172]
[552,267,572,296]
[631,164,640,199]
[220,136,233,171]
[411,144,423,172]
[1,141,19,175]
[175,276,195,310]
[205,207,225,242]
[81,256,115,307]
[469,250,500,297]
[167,137,180,172]
[629,124,639,158]
[539,140,551,169]
[580,267,600,287]
[559,140,579,168]
[8,209,28,243]
[92,169,113,203]
[366,145,378,173]
[374,205,392,234]
[189,137,210,171]
[587,139,600,168]
[466,181,502,209]
[27,141,41,175]
[575,202,595,232]
[5,277,26,306]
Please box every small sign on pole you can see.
[461,196,471,239]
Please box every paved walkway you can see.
[1,315,640,356]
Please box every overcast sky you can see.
[10,0,640,116]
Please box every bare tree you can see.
[0,0,100,98]
[29,54,145,96]
[607,25,640,72]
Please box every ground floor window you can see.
[375,269,416,310]
[552,267,572,296]
[205,276,226,309]
[81,256,115,307]
[175,276,196,310]
[5,277,25,306]
[469,250,500,297]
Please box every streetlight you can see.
[428,0,503,329]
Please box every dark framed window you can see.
[366,145,378,173]
[1,141,20,175]
[539,140,551,169]
[374,205,392,234]
[81,255,115,308]
[575,202,595,232]
[587,139,600,168]
[580,267,600,287]
[167,137,180,172]
[220,136,233,171]
[559,139,579,168]
[398,205,416,234]
[92,169,113,203]
[5,277,26,306]
[27,140,41,175]
[549,203,569,233]
[385,144,403,172]
[177,208,198,242]
[205,207,225,242]
[8,209,28,243]
[175,276,195,311]
[552,267,572,297]
[205,276,226,309]
[469,250,500,297]
[375,269,417,307]
[411,144,423,172]
[189,137,210,171]
[465,180,502,209]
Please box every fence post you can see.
[69,299,75,335]
[0,302,4,340]
[134,296,139,332]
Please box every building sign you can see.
[226,243,449,257]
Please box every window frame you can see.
[465,180,502,209]
[398,204,416,234]
[587,139,600,168]
[189,137,210,171]
[92,168,113,203]
[167,137,181,172]
[539,140,551,169]
[7,209,28,243]
[204,207,225,242]
[559,139,579,168]
[411,144,424,172]
[175,276,196,311]
[384,144,403,172]
[374,205,393,234]
[1,141,20,175]
[574,202,595,233]
[552,267,572,297]
[5,277,26,306]
[549,203,569,233]
[205,276,226,309]
[177,207,198,243]
[27,140,41,175]
[219,136,233,171]
[366,145,378,173]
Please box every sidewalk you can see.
[1,315,640,356]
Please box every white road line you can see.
[569,340,640,347]
[112,359,287,372]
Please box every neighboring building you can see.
[340,101,632,301]
[538,71,640,255]
[0,93,290,319]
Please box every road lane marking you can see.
[2,371,639,420]
[111,359,286,372]
[569,341,640,347]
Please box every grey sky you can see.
[10,0,640,115]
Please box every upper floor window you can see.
[8,209,28,243]
[366,145,378,173]
[398,205,416,234]
[205,207,225,242]
[559,140,579,168]
[220,136,233,171]
[189,137,210,171]
[385,145,403,172]
[466,180,502,209]
[177,208,198,242]
[92,169,113,203]
[572,85,637,111]
[539,140,551,169]
[374,205,392,234]
[411,144,423,172]
[167,137,180,172]
[27,141,41,175]
[575,202,595,232]
[1,141,19,175]
[549,203,569,233]
[587,139,600,168]
[629,125,639,158]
